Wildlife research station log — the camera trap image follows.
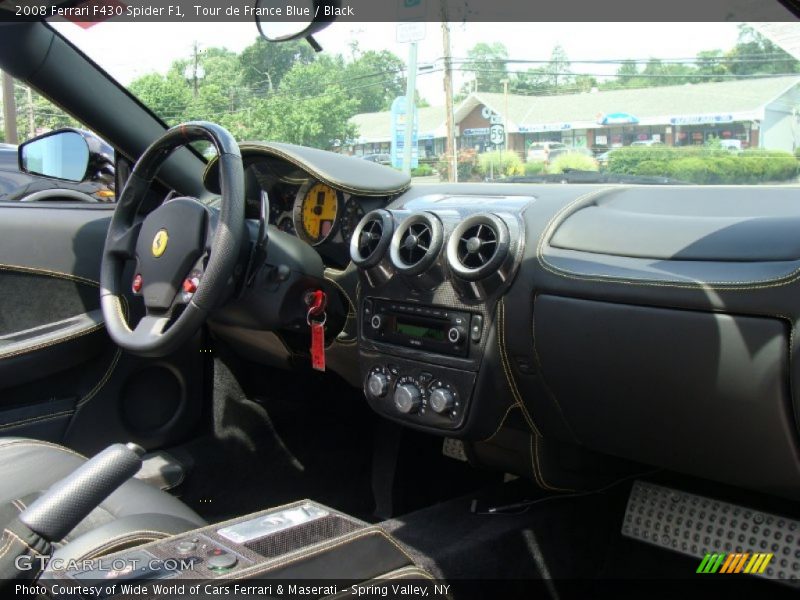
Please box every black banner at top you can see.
[1,0,799,23]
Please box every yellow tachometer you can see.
[299,182,339,244]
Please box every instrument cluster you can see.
[247,159,384,268]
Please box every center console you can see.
[349,194,532,435]
[41,500,424,596]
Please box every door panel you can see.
[0,202,206,455]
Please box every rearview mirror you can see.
[19,129,90,182]
[254,0,337,46]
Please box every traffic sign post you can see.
[490,124,505,146]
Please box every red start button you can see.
[132,274,143,293]
[183,277,199,294]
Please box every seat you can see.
[0,438,205,562]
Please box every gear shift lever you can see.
[19,443,145,542]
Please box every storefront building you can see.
[348,76,800,158]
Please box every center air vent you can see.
[389,212,443,275]
[350,209,394,268]
[446,213,510,281]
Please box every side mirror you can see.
[255,0,338,48]
[19,129,90,182]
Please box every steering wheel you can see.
[100,122,244,357]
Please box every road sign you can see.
[489,114,503,125]
[489,124,505,146]
[396,21,426,43]
[390,96,419,170]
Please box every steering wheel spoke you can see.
[130,314,170,345]
[107,222,142,259]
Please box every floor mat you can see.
[169,353,376,522]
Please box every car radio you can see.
[362,298,479,357]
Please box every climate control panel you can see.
[362,358,475,430]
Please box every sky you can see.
[51,20,751,107]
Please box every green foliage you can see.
[411,163,434,177]
[476,150,524,178]
[460,42,509,94]
[124,40,407,150]
[607,146,798,183]
[524,161,547,175]
[238,39,315,91]
[547,152,599,173]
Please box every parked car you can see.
[361,153,391,165]
[720,139,743,152]
[630,140,665,147]
[526,141,566,163]
[0,128,115,202]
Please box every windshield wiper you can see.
[501,169,688,185]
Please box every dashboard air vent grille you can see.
[456,223,498,269]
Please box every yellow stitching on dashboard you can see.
[77,348,122,408]
[535,189,800,290]
[530,294,579,443]
[530,434,574,493]
[496,299,540,436]
[481,403,518,442]
[0,264,99,288]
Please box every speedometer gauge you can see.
[294,181,341,245]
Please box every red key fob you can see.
[310,321,326,372]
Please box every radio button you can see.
[370,315,384,331]
[394,383,422,414]
[448,326,466,344]
[470,315,484,342]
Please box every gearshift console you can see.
[41,500,419,596]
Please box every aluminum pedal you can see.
[442,438,467,462]
[622,481,800,583]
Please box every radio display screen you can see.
[393,317,447,341]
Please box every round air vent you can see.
[349,209,394,268]
[389,212,444,276]
[446,213,510,281]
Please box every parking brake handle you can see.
[19,443,145,542]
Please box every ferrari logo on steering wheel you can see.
[152,229,169,257]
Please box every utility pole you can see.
[192,41,200,97]
[184,41,204,98]
[441,17,456,182]
[26,86,35,138]
[503,78,509,150]
[1,71,18,144]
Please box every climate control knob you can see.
[429,387,455,414]
[394,383,422,414]
[366,372,389,398]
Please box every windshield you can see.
[46,20,800,185]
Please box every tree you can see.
[545,45,572,90]
[695,50,728,81]
[343,50,406,113]
[616,60,639,84]
[238,38,315,92]
[461,42,509,94]
[726,25,800,77]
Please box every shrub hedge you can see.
[607,146,798,184]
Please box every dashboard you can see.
[208,141,800,508]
